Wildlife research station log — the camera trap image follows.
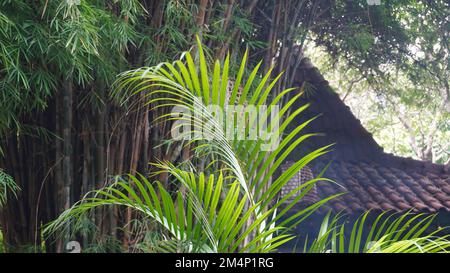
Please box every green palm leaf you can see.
[45,161,330,253]
[306,210,450,253]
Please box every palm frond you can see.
[45,162,330,253]
[306,210,450,253]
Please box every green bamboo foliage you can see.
[0,170,20,207]
[0,0,144,133]
[305,211,450,253]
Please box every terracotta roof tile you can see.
[305,159,450,213]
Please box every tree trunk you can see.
[61,76,74,250]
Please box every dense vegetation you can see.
[0,0,448,252]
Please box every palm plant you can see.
[45,38,339,252]
[305,211,450,253]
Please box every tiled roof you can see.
[312,159,450,213]
[284,58,450,213]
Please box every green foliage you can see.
[306,211,450,253]
[307,40,449,164]
[2,0,448,253]
[47,164,329,252]
[0,169,20,207]
[46,38,450,253]
[67,215,123,253]
[0,0,145,134]
[46,38,339,252]
[0,230,3,253]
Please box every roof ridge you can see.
[292,59,384,160]
[291,58,448,175]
